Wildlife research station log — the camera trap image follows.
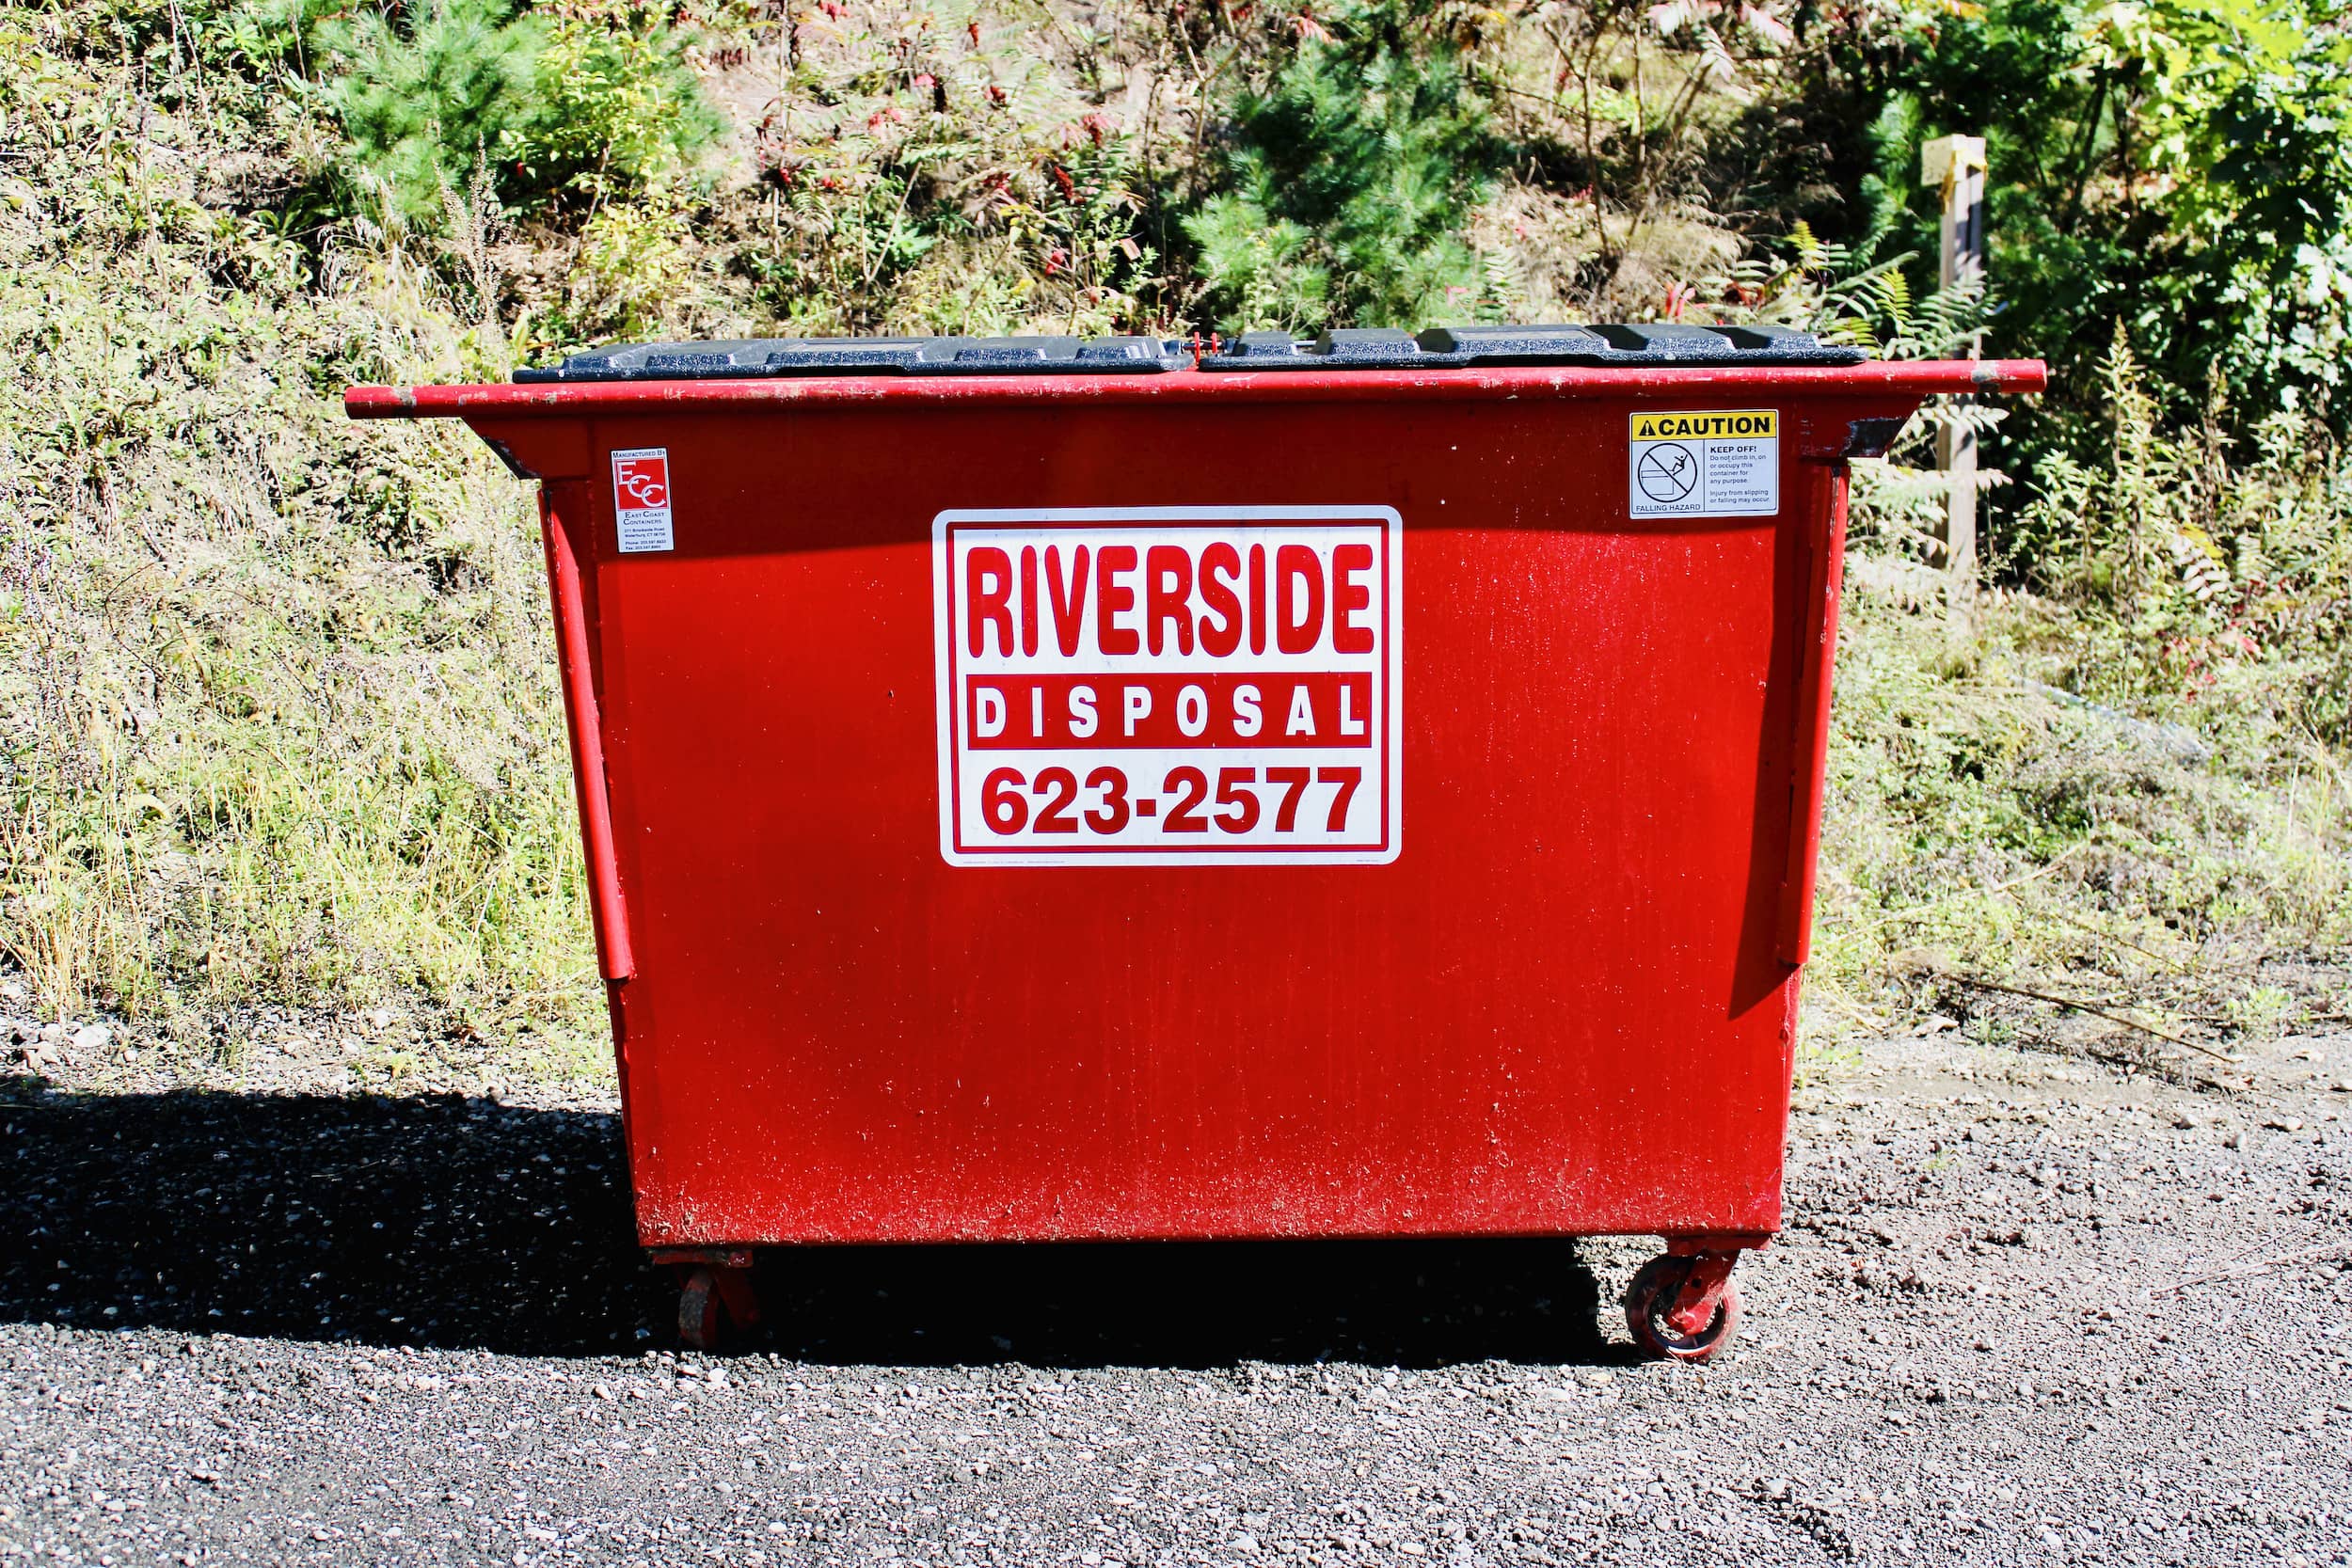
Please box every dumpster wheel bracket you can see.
[1625,1249,1744,1363]
[655,1248,760,1353]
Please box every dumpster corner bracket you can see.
[1840,417,1907,459]
[481,435,537,481]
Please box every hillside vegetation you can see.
[2,0,2347,1085]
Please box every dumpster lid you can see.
[512,324,1867,382]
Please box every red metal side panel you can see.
[526,392,1895,1247]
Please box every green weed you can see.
[0,13,597,1044]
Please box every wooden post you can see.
[1921,134,1986,596]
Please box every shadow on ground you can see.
[0,1078,1617,1367]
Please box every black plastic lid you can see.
[1211,324,1865,370]
[511,334,1175,382]
[512,324,1864,382]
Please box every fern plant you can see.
[1695,224,2003,568]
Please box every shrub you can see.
[318,0,547,225]
[725,21,1162,339]
[529,197,697,350]
[307,0,722,225]
[2010,326,2352,735]
[517,0,726,202]
[1183,0,1502,332]
[1853,0,2352,442]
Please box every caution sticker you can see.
[1627,409,1780,519]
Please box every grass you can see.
[0,15,599,1055]
[1804,576,2351,1069]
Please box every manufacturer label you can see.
[933,507,1403,866]
[612,448,675,552]
[1627,409,1779,519]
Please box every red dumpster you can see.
[348,327,2044,1359]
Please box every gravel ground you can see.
[5,1011,2351,1567]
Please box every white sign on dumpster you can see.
[932,506,1403,867]
[612,447,675,552]
[1627,409,1780,519]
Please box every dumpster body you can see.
[349,329,2045,1356]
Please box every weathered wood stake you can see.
[1922,134,1987,597]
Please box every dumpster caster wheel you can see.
[663,1254,759,1353]
[678,1268,724,1352]
[1626,1252,1741,1363]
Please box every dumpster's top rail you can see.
[508,325,1867,383]
[350,332,2046,419]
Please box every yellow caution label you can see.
[1627,407,1781,518]
[1629,409,1779,442]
